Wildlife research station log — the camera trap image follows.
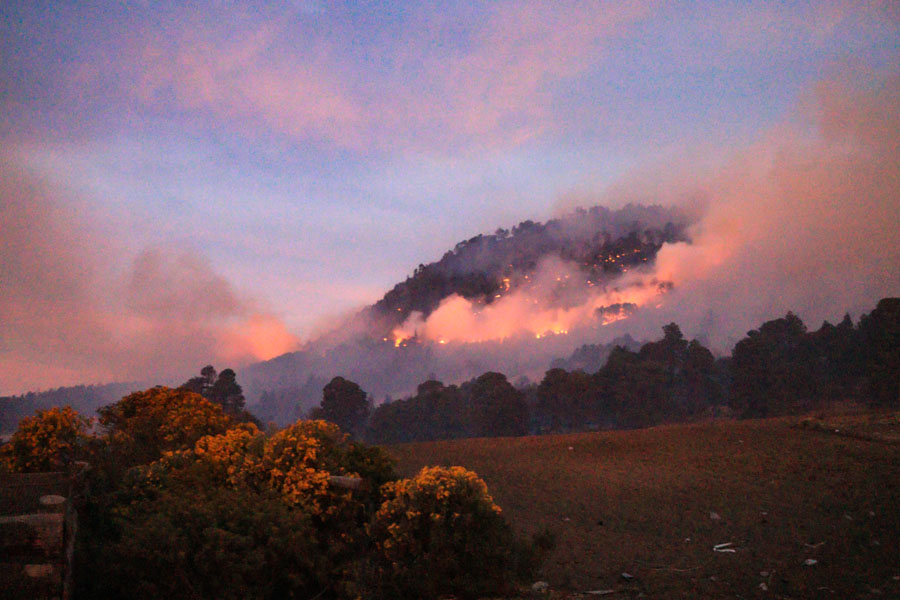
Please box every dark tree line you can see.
[340,373,527,444]
[357,323,722,442]
[534,322,724,431]
[321,297,900,444]
[732,298,900,417]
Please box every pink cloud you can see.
[121,2,649,152]
[381,2,650,150]
[134,17,364,147]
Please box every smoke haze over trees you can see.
[5,295,895,442]
[241,204,692,417]
[243,65,900,414]
[364,298,898,444]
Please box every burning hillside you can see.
[246,66,900,424]
[389,262,672,346]
[241,204,693,420]
[370,204,689,346]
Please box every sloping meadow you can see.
[391,416,900,598]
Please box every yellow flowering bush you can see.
[90,418,358,598]
[0,406,92,472]
[71,398,536,600]
[192,422,261,462]
[143,418,394,524]
[365,466,523,600]
[98,387,234,466]
[156,422,265,487]
[260,419,353,515]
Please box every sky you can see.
[2,1,899,395]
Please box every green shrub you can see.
[77,482,322,600]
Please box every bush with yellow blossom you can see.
[179,422,265,487]
[261,419,349,514]
[93,416,400,599]
[363,465,530,600]
[0,406,93,472]
[0,387,540,599]
[97,386,234,467]
[257,420,397,582]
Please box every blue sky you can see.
[2,1,899,393]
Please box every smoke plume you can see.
[385,68,900,354]
[0,157,298,394]
[240,68,900,416]
[637,70,900,349]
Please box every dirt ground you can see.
[390,414,900,599]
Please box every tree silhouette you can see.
[313,376,370,438]
[466,372,527,437]
[208,368,246,416]
[859,298,900,407]
[180,366,247,417]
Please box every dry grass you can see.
[389,416,900,599]
[796,410,900,444]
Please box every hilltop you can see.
[365,203,687,336]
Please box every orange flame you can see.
[390,263,671,346]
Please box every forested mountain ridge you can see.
[1,382,140,435]
[242,204,691,420]
[366,204,688,333]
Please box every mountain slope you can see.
[243,204,691,422]
[366,203,687,336]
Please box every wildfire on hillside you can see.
[390,257,673,347]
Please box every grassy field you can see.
[389,414,900,599]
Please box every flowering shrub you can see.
[0,406,92,472]
[146,418,395,524]
[365,466,523,599]
[261,419,349,515]
[60,395,534,600]
[98,387,234,466]
[126,417,399,596]
[183,422,264,487]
